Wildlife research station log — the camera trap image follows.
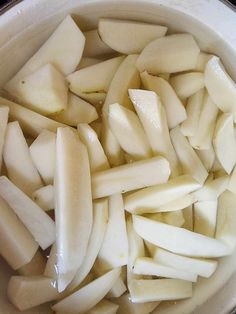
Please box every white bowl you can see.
[0,1,236,313]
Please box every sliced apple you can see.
[0,96,65,137]
[52,268,121,314]
[83,29,115,57]
[77,57,101,70]
[52,93,98,126]
[18,250,46,276]
[98,18,167,54]
[195,145,215,172]
[205,56,236,121]
[55,127,93,292]
[129,89,180,176]
[0,196,38,270]
[129,278,192,303]
[153,247,217,278]
[140,72,186,129]
[44,243,57,279]
[78,123,110,173]
[0,106,9,171]
[5,15,85,96]
[68,198,108,291]
[108,103,152,160]
[88,299,119,314]
[107,276,127,298]
[136,33,200,74]
[170,126,208,184]
[162,210,185,228]
[124,175,200,214]
[7,275,58,311]
[32,185,54,211]
[194,201,218,237]
[213,113,236,174]
[92,156,170,199]
[133,257,197,282]
[133,215,230,257]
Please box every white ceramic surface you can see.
[0,1,236,313]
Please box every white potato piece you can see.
[32,185,54,211]
[98,18,167,54]
[7,276,58,311]
[136,33,200,74]
[133,257,197,282]
[194,52,214,72]
[5,15,85,95]
[141,72,186,129]
[124,175,200,214]
[195,145,215,172]
[0,96,65,137]
[68,198,108,291]
[182,205,193,231]
[107,276,127,298]
[205,56,236,121]
[153,194,194,213]
[216,190,236,252]
[0,176,55,250]
[90,121,102,139]
[92,156,170,199]
[0,106,9,171]
[88,299,119,314]
[114,293,159,314]
[0,196,38,270]
[194,201,218,237]
[67,56,124,94]
[83,29,115,57]
[170,72,204,100]
[108,103,152,160]
[129,278,192,303]
[163,210,185,227]
[77,57,101,70]
[78,123,110,173]
[16,63,68,115]
[188,92,219,150]
[44,243,57,279]
[181,89,204,137]
[52,93,98,126]
[3,121,43,196]
[52,268,121,314]
[192,175,229,202]
[76,91,106,107]
[228,166,236,194]
[170,126,208,184]
[153,247,217,278]
[213,113,236,174]
[129,89,180,176]
[30,129,56,185]
[18,250,45,276]
[55,127,93,292]
[133,215,230,257]
[97,194,128,271]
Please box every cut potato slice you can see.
[97,194,128,270]
[133,215,230,257]
[153,194,194,213]
[0,96,65,137]
[136,33,200,74]
[76,91,106,107]
[162,210,185,228]
[182,205,193,231]
[77,57,101,70]
[181,89,204,137]
[133,257,197,282]
[90,121,102,139]
[170,72,204,100]
[170,126,208,184]
[16,63,68,115]
[5,15,85,97]
[52,268,121,314]
[88,299,119,314]
[129,89,180,176]
[129,278,192,303]
[67,56,124,94]
[228,166,236,194]
[44,243,57,279]
[18,250,45,276]
[7,276,58,311]
[68,198,108,291]
[55,127,93,292]
[205,56,236,122]
[98,18,167,54]
[124,175,200,214]
[195,145,215,172]
[83,29,115,57]
[141,72,186,129]
[108,103,152,160]
[32,185,54,211]
[194,201,218,237]
[29,129,56,185]
[107,276,127,298]
[194,52,214,72]
[0,196,38,270]
[153,247,217,278]
[0,106,9,171]
[92,156,170,199]
[0,176,55,250]
[52,93,98,126]
[213,113,236,174]
[3,121,43,196]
